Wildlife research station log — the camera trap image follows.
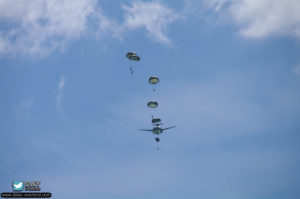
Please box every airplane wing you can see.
[162,126,176,130]
[139,129,153,132]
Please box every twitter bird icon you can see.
[12,181,24,191]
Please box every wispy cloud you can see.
[122,0,180,44]
[54,75,65,115]
[15,99,33,114]
[206,0,300,39]
[293,65,300,75]
[20,99,33,109]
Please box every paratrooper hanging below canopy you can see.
[126,51,140,74]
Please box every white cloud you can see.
[0,0,181,57]
[0,0,100,57]
[208,0,300,39]
[122,0,179,44]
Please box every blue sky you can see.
[0,0,300,198]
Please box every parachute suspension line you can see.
[128,59,133,75]
[154,78,156,92]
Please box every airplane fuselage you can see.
[152,126,163,134]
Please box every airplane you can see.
[139,125,176,142]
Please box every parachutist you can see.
[155,137,160,142]
[126,52,140,74]
[149,76,159,92]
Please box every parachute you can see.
[126,52,140,61]
[149,76,159,84]
[152,118,161,124]
[147,101,158,108]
